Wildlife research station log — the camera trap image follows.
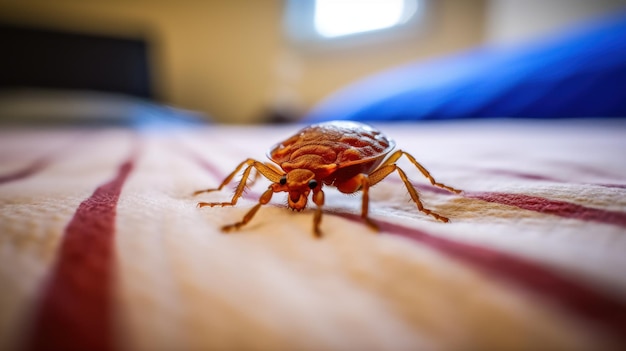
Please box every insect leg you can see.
[264,162,283,175]
[193,158,256,196]
[396,167,450,222]
[334,170,393,230]
[197,159,283,208]
[379,151,462,194]
[312,189,325,238]
[361,165,404,230]
[359,175,380,231]
[368,164,450,223]
[222,186,274,232]
[198,164,254,207]
[245,162,282,189]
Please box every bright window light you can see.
[314,0,418,38]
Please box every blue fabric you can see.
[303,10,626,122]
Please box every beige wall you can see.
[0,0,487,124]
[487,0,626,44]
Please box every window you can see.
[314,0,419,38]
[284,0,425,46]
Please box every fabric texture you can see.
[1,120,625,350]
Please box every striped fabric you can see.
[1,120,625,351]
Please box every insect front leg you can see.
[193,158,255,196]
[222,185,275,232]
[359,175,379,231]
[245,162,282,189]
[335,174,379,231]
[312,188,325,238]
[196,159,283,208]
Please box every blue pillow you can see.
[303,10,626,121]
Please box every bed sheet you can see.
[1,120,625,351]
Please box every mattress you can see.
[1,119,625,350]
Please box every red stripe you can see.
[0,132,92,185]
[485,169,563,182]
[174,139,258,201]
[599,183,626,189]
[172,139,225,181]
[26,153,137,351]
[335,212,626,339]
[397,180,626,228]
[483,168,626,189]
[0,158,51,184]
[466,191,626,227]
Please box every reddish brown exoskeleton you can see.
[194,121,461,237]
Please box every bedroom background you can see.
[2,0,625,124]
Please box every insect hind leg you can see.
[395,166,450,222]
[380,150,462,194]
[367,164,450,223]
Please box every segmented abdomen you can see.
[269,121,393,166]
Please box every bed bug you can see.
[194,121,461,237]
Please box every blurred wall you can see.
[487,0,626,44]
[0,0,488,124]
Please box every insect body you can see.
[195,121,461,237]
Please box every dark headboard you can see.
[0,24,153,99]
